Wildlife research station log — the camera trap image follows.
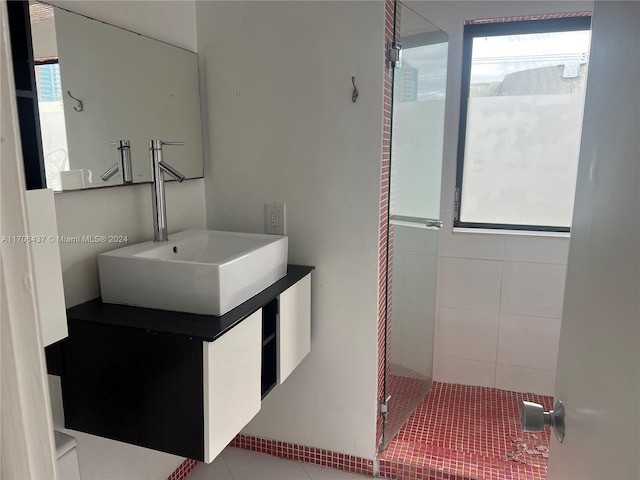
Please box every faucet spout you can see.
[158,161,185,182]
[150,140,186,242]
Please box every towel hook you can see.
[351,76,359,103]
[67,90,84,112]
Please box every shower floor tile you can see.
[383,364,433,450]
[380,382,553,480]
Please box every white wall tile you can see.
[394,251,438,309]
[501,262,567,318]
[497,314,561,371]
[393,224,439,256]
[438,229,505,260]
[504,236,570,265]
[389,306,405,372]
[409,0,588,397]
[433,355,496,387]
[391,301,435,377]
[434,307,499,363]
[437,257,502,312]
[398,303,435,377]
[495,364,556,396]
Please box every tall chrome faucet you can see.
[150,140,186,242]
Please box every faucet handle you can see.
[109,140,131,148]
[162,141,185,146]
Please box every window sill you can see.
[452,227,571,239]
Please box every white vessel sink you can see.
[98,230,288,315]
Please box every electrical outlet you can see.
[265,202,286,235]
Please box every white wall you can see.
[403,1,592,395]
[548,2,640,477]
[196,1,385,460]
[50,0,197,52]
[31,15,58,58]
[45,2,206,479]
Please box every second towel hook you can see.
[67,90,84,112]
[351,76,359,103]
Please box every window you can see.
[34,60,70,192]
[35,61,62,102]
[455,17,591,232]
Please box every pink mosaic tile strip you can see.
[378,0,398,449]
[29,2,53,23]
[166,458,199,480]
[380,382,554,480]
[465,11,591,25]
[231,434,375,477]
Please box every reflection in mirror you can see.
[28,2,204,191]
[392,7,448,221]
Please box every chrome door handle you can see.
[424,219,443,228]
[391,215,443,229]
[520,399,565,442]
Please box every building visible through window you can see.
[35,61,70,191]
[455,16,591,232]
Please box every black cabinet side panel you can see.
[7,0,46,190]
[7,0,32,91]
[61,320,204,460]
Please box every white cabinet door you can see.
[547,2,640,478]
[203,311,262,463]
[278,274,311,384]
[25,189,67,347]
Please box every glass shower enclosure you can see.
[380,2,449,451]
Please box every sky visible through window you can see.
[402,43,448,101]
[471,30,591,84]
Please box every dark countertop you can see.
[66,265,314,342]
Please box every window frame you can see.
[454,16,592,233]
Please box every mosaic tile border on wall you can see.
[377,0,398,450]
[166,458,198,480]
[465,11,591,25]
[231,434,376,476]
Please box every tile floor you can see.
[382,364,432,450]
[190,382,553,480]
[380,382,554,480]
[188,447,372,480]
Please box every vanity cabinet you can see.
[278,274,311,384]
[49,266,313,462]
[204,311,262,462]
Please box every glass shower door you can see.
[381,2,449,450]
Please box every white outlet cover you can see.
[265,202,286,235]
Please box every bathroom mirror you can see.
[28,2,203,191]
